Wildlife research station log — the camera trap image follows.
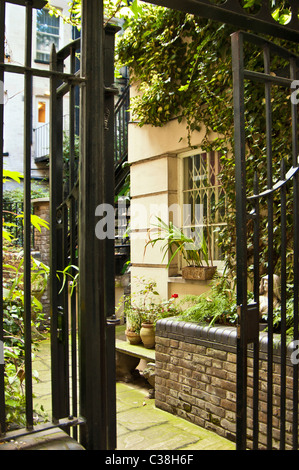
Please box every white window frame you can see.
[178,149,227,270]
[36,8,60,63]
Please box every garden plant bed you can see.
[155,318,297,450]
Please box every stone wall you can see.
[155,318,296,450]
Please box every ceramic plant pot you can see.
[125,329,141,345]
[140,323,155,349]
[182,265,217,281]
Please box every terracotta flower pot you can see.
[125,329,141,345]
[140,323,155,349]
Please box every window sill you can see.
[168,276,208,284]
[34,59,50,65]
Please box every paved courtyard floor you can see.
[2,337,235,451]
[32,338,235,451]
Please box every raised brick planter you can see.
[155,318,296,450]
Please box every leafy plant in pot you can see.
[145,217,217,280]
[124,297,142,345]
[134,277,183,348]
[134,278,160,349]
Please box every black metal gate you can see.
[232,31,299,450]
[0,0,118,450]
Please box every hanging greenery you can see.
[116,3,298,282]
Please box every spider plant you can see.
[145,217,213,268]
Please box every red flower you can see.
[171,293,178,298]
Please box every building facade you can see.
[3,0,73,189]
[128,84,227,301]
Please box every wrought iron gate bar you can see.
[56,38,80,62]
[232,29,299,450]
[0,0,5,437]
[244,70,293,87]
[290,56,299,451]
[4,0,47,8]
[264,40,275,449]
[0,416,86,443]
[279,159,287,449]
[248,166,299,199]
[150,0,299,43]
[23,0,34,431]
[0,62,86,83]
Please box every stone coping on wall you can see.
[156,317,298,366]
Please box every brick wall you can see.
[155,318,296,450]
[32,198,50,318]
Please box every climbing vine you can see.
[47,0,298,282]
[116,3,298,282]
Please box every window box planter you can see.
[182,265,217,281]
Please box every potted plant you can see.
[125,308,142,344]
[145,217,217,281]
[120,277,182,348]
[128,277,180,348]
[124,297,142,345]
[134,278,159,349]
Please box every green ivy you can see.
[116,4,298,284]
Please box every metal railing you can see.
[33,122,49,161]
[34,114,70,161]
[114,84,130,168]
[232,31,299,451]
[3,202,36,249]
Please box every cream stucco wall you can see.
[128,115,220,302]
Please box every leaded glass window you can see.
[182,151,226,262]
[36,9,60,62]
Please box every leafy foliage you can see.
[117,277,182,331]
[145,216,212,267]
[2,170,50,430]
[116,4,298,285]
[179,275,251,327]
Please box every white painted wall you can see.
[128,86,222,300]
[3,1,72,188]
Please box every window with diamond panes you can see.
[36,8,60,62]
[182,151,226,263]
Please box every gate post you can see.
[78,0,117,450]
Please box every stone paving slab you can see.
[116,383,235,451]
[0,428,84,451]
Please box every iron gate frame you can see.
[0,0,299,452]
[232,31,299,450]
[0,0,118,450]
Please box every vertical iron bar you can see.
[290,57,299,450]
[104,24,119,451]
[24,0,33,430]
[0,0,5,437]
[252,172,260,449]
[79,0,109,450]
[231,31,248,451]
[50,44,69,423]
[280,158,287,450]
[50,43,59,424]
[263,43,273,450]
[69,44,78,440]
